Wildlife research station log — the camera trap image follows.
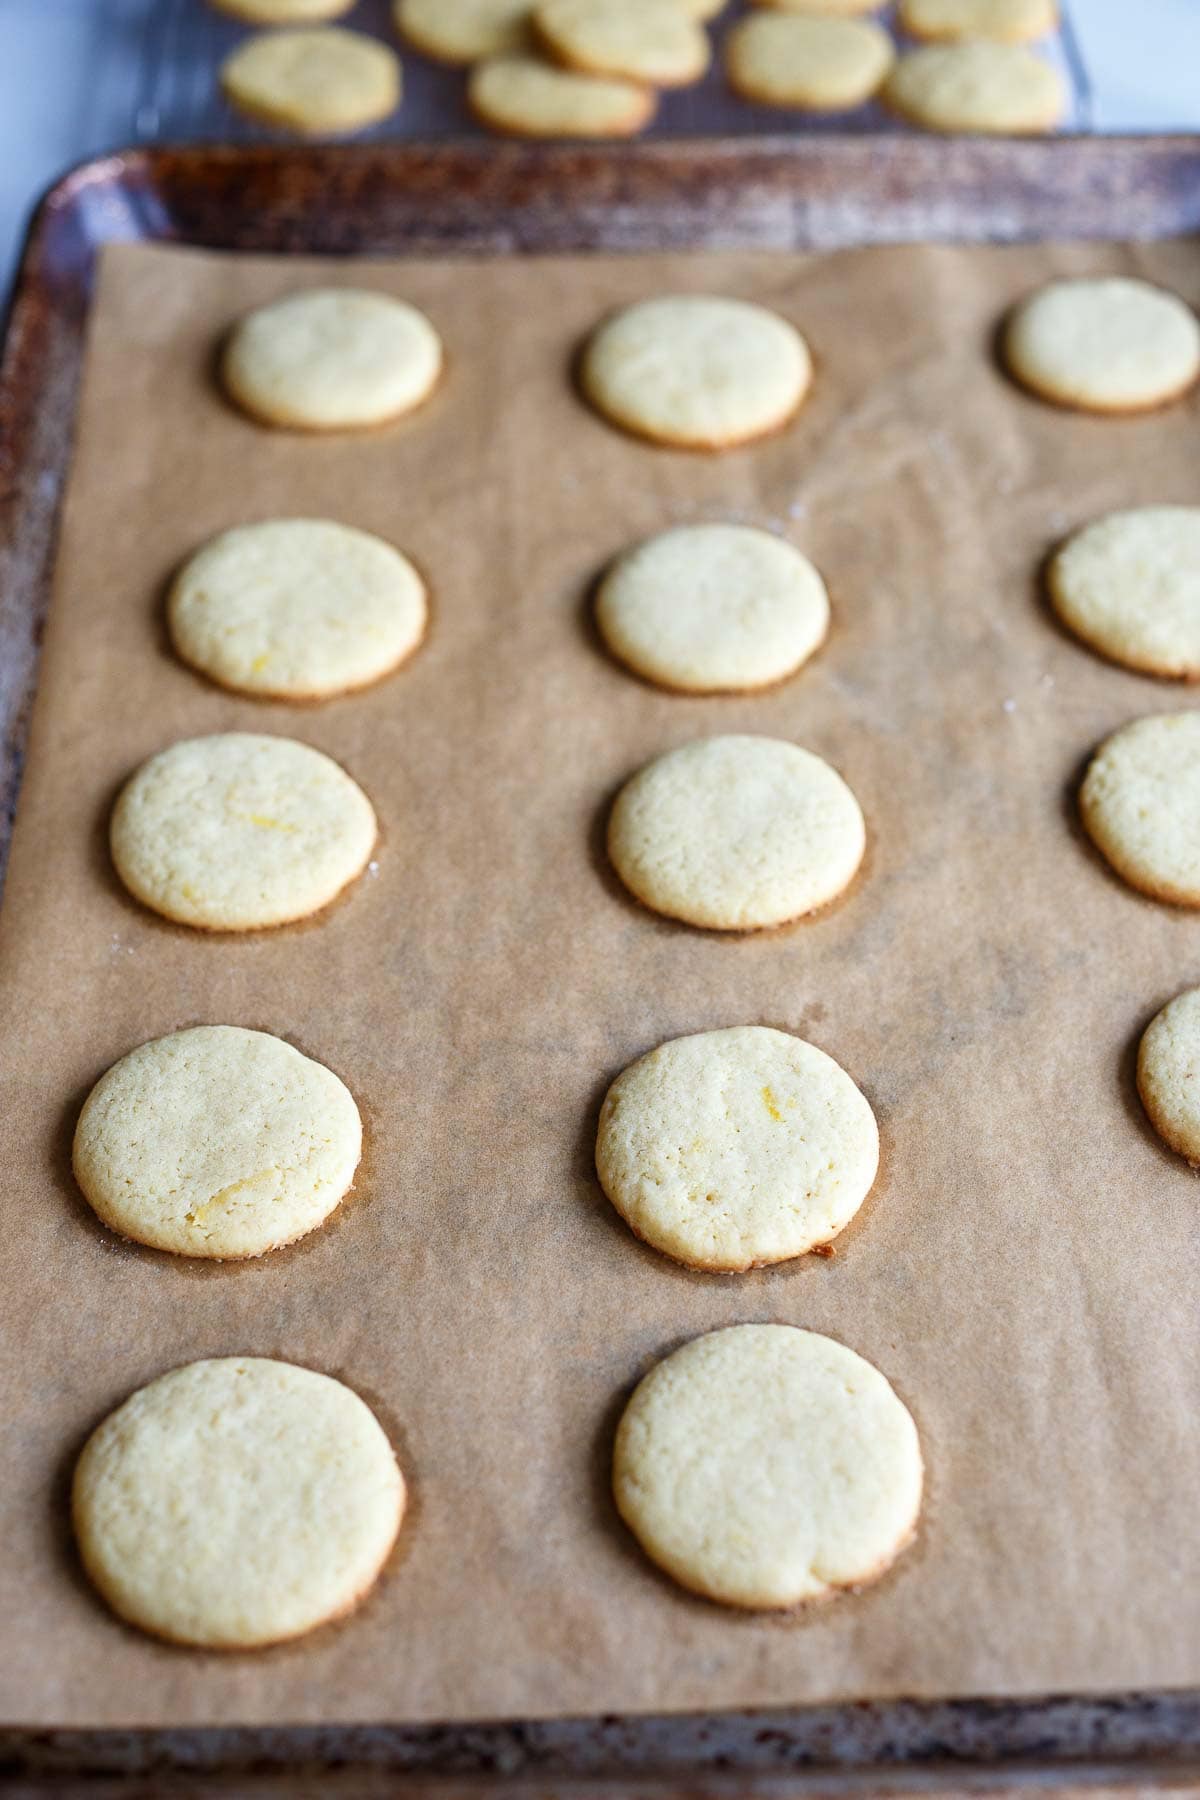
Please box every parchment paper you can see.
[2,236,1200,1730]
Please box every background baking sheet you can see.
[1,234,1199,1731]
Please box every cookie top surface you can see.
[748,0,884,14]
[220,28,401,135]
[212,0,354,19]
[1049,507,1200,680]
[468,52,655,135]
[394,0,534,60]
[222,287,442,431]
[535,0,711,87]
[727,14,894,110]
[608,734,865,931]
[597,1027,878,1271]
[883,41,1065,134]
[169,519,427,701]
[1004,277,1200,413]
[74,1358,404,1648]
[897,0,1057,41]
[596,524,829,693]
[110,733,377,931]
[581,295,812,451]
[1138,988,1200,1165]
[1079,712,1200,905]
[613,1325,923,1609]
[73,1027,362,1259]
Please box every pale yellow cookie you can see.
[393,0,534,62]
[581,296,812,451]
[1049,508,1200,680]
[535,0,710,88]
[883,42,1064,133]
[608,734,865,931]
[749,0,884,15]
[169,520,427,701]
[220,29,402,135]
[898,0,1058,43]
[212,0,354,20]
[1079,713,1200,905]
[1004,278,1200,414]
[614,1325,923,1609]
[468,53,656,136]
[727,15,893,110]
[597,1027,878,1271]
[74,1359,404,1648]
[222,288,442,433]
[596,524,828,693]
[73,1027,361,1259]
[110,733,377,931]
[1138,988,1200,1165]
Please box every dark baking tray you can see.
[3,137,1200,1797]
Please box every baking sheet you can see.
[1,235,1199,1730]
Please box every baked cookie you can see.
[468,53,656,136]
[222,287,442,432]
[613,1325,923,1609]
[749,0,884,14]
[535,0,711,88]
[110,733,377,931]
[1079,712,1200,905]
[1004,278,1200,414]
[169,519,427,701]
[74,1358,404,1648]
[727,14,894,111]
[882,42,1064,134]
[581,296,812,451]
[595,524,829,693]
[596,1026,878,1271]
[393,0,534,61]
[1049,507,1200,680]
[74,1027,361,1259]
[212,0,355,20]
[608,734,865,931]
[898,0,1057,42]
[1138,988,1200,1165]
[220,29,401,135]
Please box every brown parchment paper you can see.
[3,234,1200,1731]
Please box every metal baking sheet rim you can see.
[2,137,1200,1787]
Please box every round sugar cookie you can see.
[608,735,865,931]
[581,296,812,451]
[168,519,427,701]
[212,0,355,20]
[535,0,711,88]
[1049,507,1200,680]
[595,524,829,693]
[74,1359,404,1648]
[1004,278,1200,414]
[882,42,1064,134]
[222,288,442,432]
[613,1325,923,1609]
[1079,713,1200,905]
[898,0,1057,42]
[220,29,401,135]
[394,0,534,61]
[749,0,884,15]
[597,1027,878,1271]
[727,15,894,111]
[73,1027,362,1259]
[468,53,656,136]
[110,733,377,931]
[1138,988,1200,1165]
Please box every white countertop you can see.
[3,0,1199,298]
